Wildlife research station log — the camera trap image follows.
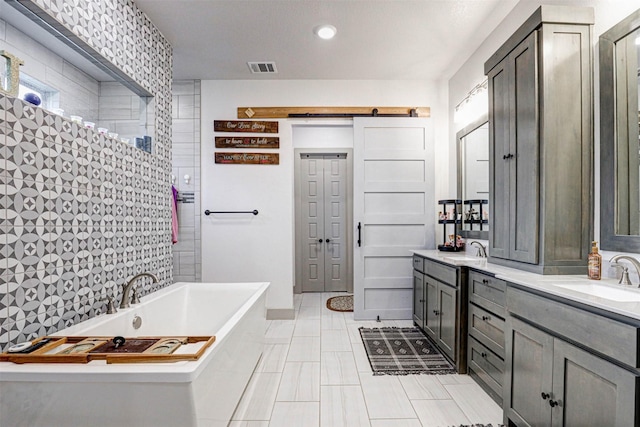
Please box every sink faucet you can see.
[609,255,640,287]
[120,272,158,309]
[470,241,488,258]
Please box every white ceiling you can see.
[134,0,519,81]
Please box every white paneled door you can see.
[353,118,434,320]
[299,153,350,292]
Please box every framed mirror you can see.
[457,114,489,240]
[600,8,640,251]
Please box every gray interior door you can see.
[300,153,349,292]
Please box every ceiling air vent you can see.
[247,62,278,74]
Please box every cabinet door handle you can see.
[481,352,487,358]
[433,310,439,316]
[419,299,425,303]
[549,400,559,408]
[482,279,489,284]
[541,392,550,400]
[357,222,362,247]
[481,315,490,321]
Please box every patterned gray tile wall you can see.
[0,0,172,351]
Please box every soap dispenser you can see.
[588,241,602,280]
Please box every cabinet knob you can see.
[325,239,331,243]
[419,299,425,303]
[433,310,439,316]
[481,315,490,321]
[481,352,487,358]
[482,279,489,284]
[541,392,550,400]
[549,400,559,408]
[318,239,323,243]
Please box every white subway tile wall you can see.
[171,80,201,282]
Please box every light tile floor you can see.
[229,293,502,427]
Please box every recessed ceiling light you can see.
[314,24,337,40]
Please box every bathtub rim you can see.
[0,281,269,384]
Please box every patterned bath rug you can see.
[450,425,504,427]
[360,327,456,375]
[326,295,353,312]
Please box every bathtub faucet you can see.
[120,272,159,309]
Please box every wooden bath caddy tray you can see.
[0,335,215,364]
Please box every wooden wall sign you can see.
[214,120,278,133]
[215,136,279,149]
[215,152,279,165]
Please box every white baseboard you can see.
[266,308,295,320]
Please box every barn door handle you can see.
[357,222,362,247]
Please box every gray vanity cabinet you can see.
[467,271,506,405]
[424,276,457,360]
[485,6,594,274]
[505,286,640,426]
[412,269,425,328]
[505,317,553,426]
[487,31,538,265]
[411,255,467,373]
[507,317,639,427]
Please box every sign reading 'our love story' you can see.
[214,120,278,133]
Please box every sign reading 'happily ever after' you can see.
[215,152,279,165]
[214,120,278,133]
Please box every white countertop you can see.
[412,249,640,321]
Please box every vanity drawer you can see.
[469,303,505,359]
[412,255,425,273]
[469,271,506,317]
[507,286,640,368]
[468,336,504,402]
[424,259,457,287]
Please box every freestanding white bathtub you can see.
[0,281,269,427]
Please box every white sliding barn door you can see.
[353,117,434,320]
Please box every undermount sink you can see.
[442,256,485,265]
[555,283,640,302]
